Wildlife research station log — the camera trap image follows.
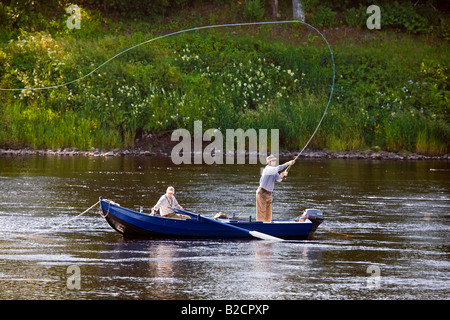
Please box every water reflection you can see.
[0,155,449,299]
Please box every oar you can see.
[318,226,353,237]
[174,208,284,241]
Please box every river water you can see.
[0,155,448,300]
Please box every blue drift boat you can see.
[99,197,323,240]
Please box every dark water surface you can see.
[0,155,448,300]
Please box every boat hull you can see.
[100,198,318,240]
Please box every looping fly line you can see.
[0,21,335,157]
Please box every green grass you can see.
[1,100,121,149]
[0,2,448,155]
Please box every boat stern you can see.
[301,209,324,238]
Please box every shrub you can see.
[382,1,430,34]
[243,0,265,21]
[0,31,70,102]
[310,6,337,28]
[343,6,366,29]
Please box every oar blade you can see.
[249,230,284,241]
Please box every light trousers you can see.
[256,187,273,222]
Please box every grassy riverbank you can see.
[0,1,448,155]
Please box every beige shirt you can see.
[154,194,182,216]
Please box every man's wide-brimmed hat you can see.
[266,154,277,163]
[166,186,175,194]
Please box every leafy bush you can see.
[0,31,70,102]
[343,6,366,29]
[300,0,447,37]
[435,18,450,41]
[310,6,337,28]
[243,0,265,21]
[382,1,430,34]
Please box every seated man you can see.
[152,186,190,219]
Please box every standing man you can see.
[256,155,295,222]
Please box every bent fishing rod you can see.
[283,71,335,177]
